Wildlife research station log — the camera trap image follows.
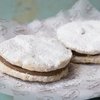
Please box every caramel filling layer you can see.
[72,51,99,57]
[0,56,67,76]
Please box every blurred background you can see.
[0,0,100,100]
[0,0,100,23]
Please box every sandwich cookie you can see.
[57,20,100,64]
[0,35,72,82]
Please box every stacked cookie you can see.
[57,20,100,64]
[0,20,100,83]
[0,35,72,82]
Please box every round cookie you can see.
[0,35,72,82]
[57,20,100,55]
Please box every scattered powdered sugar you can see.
[0,19,22,42]
[0,63,100,100]
[43,11,68,29]
[27,20,43,33]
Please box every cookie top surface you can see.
[0,35,72,72]
[57,20,100,55]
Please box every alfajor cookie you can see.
[0,35,72,82]
[57,20,100,64]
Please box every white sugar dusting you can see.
[57,20,100,54]
[0,35,72,72]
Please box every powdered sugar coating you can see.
[0,35,72,72]
[43,11,67,29]
[57,20,100,55]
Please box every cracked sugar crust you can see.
[57,20,100,55]
[0,35,72,72]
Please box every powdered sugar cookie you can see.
[0,35,72,82]
[57,20,100,55]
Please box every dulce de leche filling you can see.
[72,51,99,57]
[0,56,68,76]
